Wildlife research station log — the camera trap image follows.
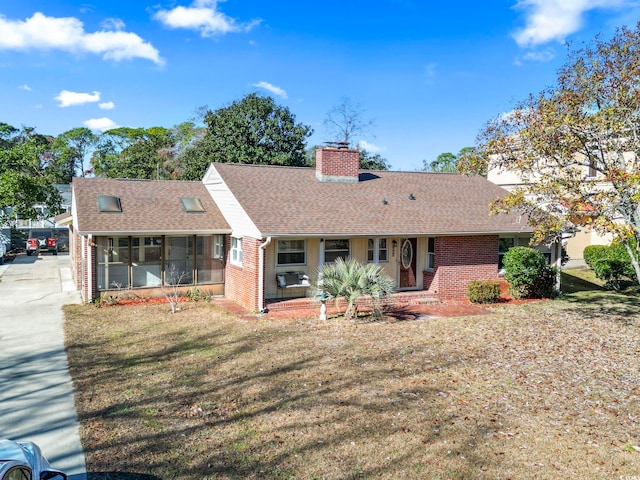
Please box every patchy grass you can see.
[64,297,640,479]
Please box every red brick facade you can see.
[423,235,500,299]
[224,236,262,312]
[315,147,359,182]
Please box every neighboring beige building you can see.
[487,160,611,264]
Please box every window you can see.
[426,237,435,270]
[132,236,162,287]
[97,235,227,292]
[368,238,388,263]
[97,195,122,213]
[324,239,349,263]
[498,237,515,271]
[231,237,243,266]
[277,239,306,265]
[180,197,206,213]
[97,237,129,289]
[165,236,194,284]
[196,235,225,284]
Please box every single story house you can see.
[69,146,553,311]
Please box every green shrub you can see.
[592,257,626,291]
[503,246,556,299]
[467,280,501,304]
[583,245,609,269]
[584,242,638,290]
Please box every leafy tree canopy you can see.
[180,94,312,180]
[475,22,640,281]
[91,127,177,179]
[423,146,482,173]
[0,124,62,222]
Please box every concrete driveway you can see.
[0,252,86,479]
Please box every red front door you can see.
[399,238,417,289]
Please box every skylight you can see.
[98,196,122,213]
[180,197,206,213]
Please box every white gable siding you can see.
[202,164,262,239]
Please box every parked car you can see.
[26,229,58,256]
[0,439,67,480]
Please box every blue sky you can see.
[1,1,639,171]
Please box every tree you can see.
[475,23,640,281]
[51,127,97,181]
[0,124,62,223]
[423,152,457,172]
[91,127,177,179]
[358,150,391,171]
[181,94,312,180]
[423,147,481,173]
[323,97,374,146]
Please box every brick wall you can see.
[225,236,261,311]
[316,147,359,182]
[423,235,500,299]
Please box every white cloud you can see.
[154,0,260,37]
[512,0,627,47]
[99,101,115,110]
[357,140,382,153]
[251,81,287,98]
[0,12,163,64]
[84,117,118,132]
[18,84,31,91]
[514,47,556,65]
[55,90,100,107]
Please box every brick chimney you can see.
[316,143,360,183]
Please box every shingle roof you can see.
[213,163,533,237]
[73,177,230,235]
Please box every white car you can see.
[0,236,6,265]
[0,439,67,480]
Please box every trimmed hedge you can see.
[467,280,501,304]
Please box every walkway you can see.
[0,253,86,479]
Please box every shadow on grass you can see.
[87,474,161,480]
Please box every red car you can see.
[26,229,58,256]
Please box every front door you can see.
[399,237,417,289]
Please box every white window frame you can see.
[277,239,307,266]
[231,236,243,266]
[368,238,388,263]
[426,237,435,271]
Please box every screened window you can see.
[426,237,435,271]
[96,235,225,291]
[132,236,162,287]
[165,236,194,284]
[231,237,243,266]
[97,237,129,289]
[324,239,349,263]
[368,238,388,263]
[278,239,306,265]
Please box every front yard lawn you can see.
[64,293,640,479]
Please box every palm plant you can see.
[318,258,395,320]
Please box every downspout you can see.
[258,237,272,313]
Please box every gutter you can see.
[258,236,272,313]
